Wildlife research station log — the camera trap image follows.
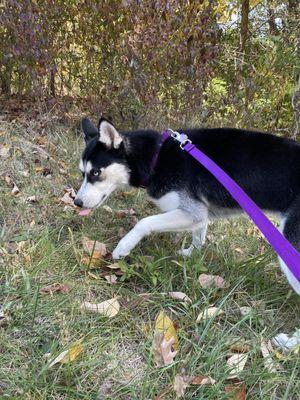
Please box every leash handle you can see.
[182,141,300,282]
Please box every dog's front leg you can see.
[112,209,196,259]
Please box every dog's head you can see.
[74,117,129,211]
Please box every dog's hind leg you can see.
[178,222,208,257]
[279,200,300,294]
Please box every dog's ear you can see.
[81,117,99,143]
[98,117,123,149]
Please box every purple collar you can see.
[140,131,169,188]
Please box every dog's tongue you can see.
[78,208,92,216]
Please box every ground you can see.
[0,116,299,400]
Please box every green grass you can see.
[0,118,299,399]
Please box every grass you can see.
[0,116,299,399]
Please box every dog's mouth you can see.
[78,208,92,216]
[77,195,108,217]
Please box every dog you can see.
[75,117,300,295]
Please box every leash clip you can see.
[167,129,191,149]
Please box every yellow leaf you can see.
[49,340,83,367]
[155,310,178,350]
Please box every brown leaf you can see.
[82,237,107,257]
[174,373,189,398]
[40,283,70,295]
[228,339,251,353]
[152,332,178,367]
[60,187,76,207]
[168,291,192,303]
[224,383,246,400]
[190,375,216,385]
[198,273,226,289]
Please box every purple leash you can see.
[160,129,300,283]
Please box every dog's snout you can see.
[74,198,83,208]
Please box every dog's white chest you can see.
[149,191,180,212]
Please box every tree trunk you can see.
[0,66,12,95]
[50,68,56,97]
[240,0,249,55]
[267,0,279,35]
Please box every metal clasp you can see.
[167,129,192,149]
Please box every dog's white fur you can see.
[99,121,123,149]
[77,161,129,209]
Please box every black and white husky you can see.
[75,117,300,294]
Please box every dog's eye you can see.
[92,170,100,176]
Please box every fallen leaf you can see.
[168,291,192,303]
[190,375,216,385]
[60,187,76,207]
[228,339,251,353]
[49,340,83,367]
[196,306,224,322]
[80,298,120,318]
[116,208,136,218]
[198,273,226,289]
[261,339,278,373]
[11,182,19,195]
[82,237,107,258]
[104,274,117,284]
[118,227,126,238]
[152,311,179,367]
[155,310,179,350]
[152,333,178,367]
[40,283,70,295]
[224,383,246,400]
[174,373,189,398]
[227,354,249,378]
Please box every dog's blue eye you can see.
[92,170,99,176]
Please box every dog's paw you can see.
[112,242,131,260]
[177,246,194,257]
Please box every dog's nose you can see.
[74,198,83,208]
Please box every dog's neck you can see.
[122,130,161,188]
